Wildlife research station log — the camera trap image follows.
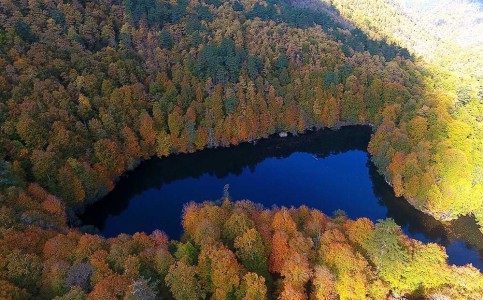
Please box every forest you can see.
[2,193,483,299]
[319,0,483,226]
[0,0,482,298]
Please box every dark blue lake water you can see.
[81,126,483,270]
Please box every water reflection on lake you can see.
[80,126,483,270]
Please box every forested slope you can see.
[2,196,483,299]
[320,0,483,225]
[0,0,482,298]
[321,0,483,79]
[0,0,412,216]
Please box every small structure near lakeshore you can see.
[279,131,288,138]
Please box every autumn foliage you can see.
[0,0,482,299]
[1,199,482,299]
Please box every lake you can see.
[80,126,483,270]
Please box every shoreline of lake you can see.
[79,125,483,270]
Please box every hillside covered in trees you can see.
[320,0,483,80]
[319,0,483,227]
[2,195,483,299]
[0,0,482,298]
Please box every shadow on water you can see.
[368,162,483,267]
[80,125,483,270]
[81,126,372,224]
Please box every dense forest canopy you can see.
[320,0,483,79]
[0,0,482,298]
